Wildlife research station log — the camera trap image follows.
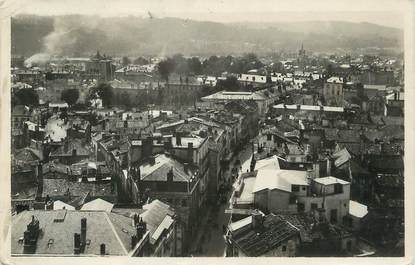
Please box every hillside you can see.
[11,15,404,57]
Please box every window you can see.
[302,186,306,191]
[282,245,287,252]
[291,185,300,192]
[267,134,272,141]
[181,199,187,207]
[311,203,318,210]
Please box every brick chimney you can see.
[73,233,81,254]
[80,218,87,251]
[187,142,193,162]
[176,133,182,146]
[23,216,40,254]
[251,210,263,229]
[135,217,147,240]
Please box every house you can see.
[323,77,344,106]
[12,105,32,129]
[140,199,182,256]
[128,154,200,253]
[49,139,90,165]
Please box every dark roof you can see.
[11,210,137,256]
[42,178,116,199]
[229,214,299,256]
[368,155,404,171]
[50,139,90,157]
[13,147,43,162]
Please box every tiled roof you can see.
[229,214,299,256]
[42,179,116,199]
[50,139,90,157]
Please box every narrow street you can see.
[192,145,254,257]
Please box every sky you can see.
[5,0,410,29]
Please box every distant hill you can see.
[11,15,404,57]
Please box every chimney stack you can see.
[23,216,40,254]
[176,133,182,146]
[251,210,263,229]
[74,233,81,254]
[80,218,87,250]
[187,142,193,162]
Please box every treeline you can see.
[157,53,265,81]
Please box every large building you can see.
[85,51,115,82]
[323,77,344,106]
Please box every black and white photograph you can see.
[1,0,414,262]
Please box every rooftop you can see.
[139,154,197,182]
[81,198,114,212]
[201,90,267,101]
[253,169,309,193]
[313,176,350,186]
[11,210,136,256]
[349,200,368,218]
[141,200,176,244]
[228,214,299,256]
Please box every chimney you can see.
[23,216,40,254]
[183,162,189,174]
[167,167,174,182]
[149,155,156,165]
[74,233,81,254]
[326,158,331,176]
[187,142,193,162]
[131,235,138,249]
[100,243,106,255]
[313,162,320,179]
[142,137,153,158]
[136,217,147,240]
[251,210,263,229]
[176,133,182,146]
[37,162,43,181]
[80,218,87,250]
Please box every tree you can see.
[61,88,80,106]
[122,56,131,66]
[158,58,175,81]
[133,56,149,65]
[215,76,241,91]
[89,83,114,107]
[13,88,39,106]
[188,57,202,75]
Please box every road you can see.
[192,145,253,257]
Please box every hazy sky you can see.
[8,0,409,28]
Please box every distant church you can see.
[297,43,308,71]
